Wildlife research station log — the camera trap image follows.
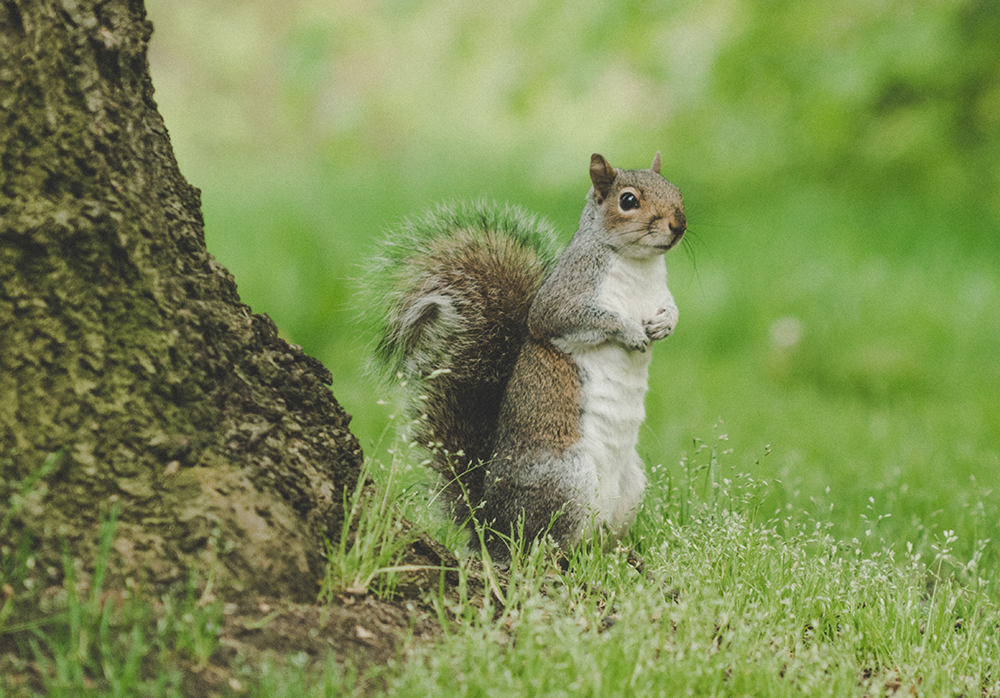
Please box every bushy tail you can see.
[363,201,559,525]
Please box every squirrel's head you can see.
[588,152,686,258]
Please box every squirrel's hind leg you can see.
[477,466,588,562]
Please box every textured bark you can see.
[0,0,362,602]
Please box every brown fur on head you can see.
[588,153,686,256]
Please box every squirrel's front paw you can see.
[620,325,651,353]
[644,306,679,342]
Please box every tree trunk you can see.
[0,0,362,602]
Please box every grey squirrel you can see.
[366,153,686,560]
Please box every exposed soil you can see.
[187,592,440,696]
[187,528,488,695]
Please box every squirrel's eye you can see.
[619,192,640,211]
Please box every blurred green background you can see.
[145,0,1000,560]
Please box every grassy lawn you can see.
[3,1,999,695]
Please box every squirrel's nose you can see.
[668,210,686,235]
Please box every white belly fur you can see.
[558,254,668,539]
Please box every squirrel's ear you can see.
[590,153,616,202]
[651,151,662,174]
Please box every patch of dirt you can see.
[188,531,475,695]
[186,592,440,696]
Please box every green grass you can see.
[0,504,224,697]
[317,450,423,600]
[4,431,999,696]
[314,437,1000,697]
[386,488,999,697]
[245,440,1000,696]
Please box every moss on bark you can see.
[0,0,361,603]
